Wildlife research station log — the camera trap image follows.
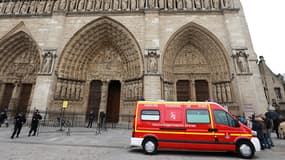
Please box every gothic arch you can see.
[57,16,144,81]
[0,30,41,83]
[162,22,231,83]
[162,22,233,103]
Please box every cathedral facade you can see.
[0,0,268,123]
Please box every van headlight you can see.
[252,130,257,137]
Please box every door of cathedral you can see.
[195,80,209,101]
[106,80,121,123]
[87,80,102,121]
[17,84,33,114]
[0,84,14,111]
[176,80,190,101]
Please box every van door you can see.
[183,104,216,150]
[212,108,242,151]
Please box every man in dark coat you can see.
[28,110,42,136]
[87,110,95,128]
[11,112,26,139]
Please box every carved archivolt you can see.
[0,0,236,16]
[0,31,40,84]
[163,23,230,83]
[57,17,143,82]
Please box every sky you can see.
[240,0,285,74]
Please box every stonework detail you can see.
[0,0,237,16]
[54,78,85,101]
[233,49,250,73]
[164,82,175,101]
[40,50,56,74]
[146,49,159,74]
[124,79,143,101]
[214,82,232,103]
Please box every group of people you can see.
[10,109,42,139]
[86,110,106,129]
[240,113,284,150]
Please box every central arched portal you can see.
[57,17,144,123]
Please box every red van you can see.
[131,101,260,159]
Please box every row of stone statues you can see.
[124,80,143,100]
[54,79,84,101]
[214,82,232,103]
[0,0,234,15]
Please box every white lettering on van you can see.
[152,123,184,127]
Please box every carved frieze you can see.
[0,0,237,16]
[213,82,232,103]
[54,78,85,101]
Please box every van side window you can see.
[186,110,210,124]
[214,110,236,127]
[141,110,160,121]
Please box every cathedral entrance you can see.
[195,80,209,101]
[17,84,33,114]
[0,84,14,111]
[176,80,190,101]
[87,80,102,121]
[106,80,121,123]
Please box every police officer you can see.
[28,110,42,136]
[11,112,26,139]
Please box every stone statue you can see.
[185,0,192,9]
[59,0,67,10]
[21,1,29,14]
[177,0,184,9]
[223,0,232,8]
[5,0,13,14]
[95,0,102,10]
[216,84,221,102]
[131,0,137,10]
[69,0,77,11]
[139,0,145,9]
[113,0,120,10]
[212,0,220,9]
[147,55,158,73]
[194,0,201,9]
[53,0,60,11]
[225,83,232,102]
[0,1,5,14]
[42,52,53,73]
[203,0,210,9]
[78,0,85,11]
[30,1,38,14]
[104,0,112,10]
[37,0,46,13]
[237,55,248,73]
[158,0,164,9]
[47,0,54,13]
[168,0,173,9]
[86,0,94,11]
[122,0,128,10]
[149,0,156,8]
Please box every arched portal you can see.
[0,31,41,114]
[56,17,144,123]
[163,23,232,103]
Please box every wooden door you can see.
[0,83,14,111]
[106,80,121,123]
[87,80,102,121]
[195,80,209,101]
[176,80,190,101]
[17,84,33,113]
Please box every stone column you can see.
[191,80,196,101]
[30,76,53,112]
[99,81,109,114]
[143,10,161,100]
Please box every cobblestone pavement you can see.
[0,126,285,160]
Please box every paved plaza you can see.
[0,126,285,160]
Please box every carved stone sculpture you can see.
[185,0,192,9]
[86,0,93,11]
[5,0,13,14]
[194,0,201,9]
[203,0,210,9]
[59,0,68,10]
[41,51,53,73]
[78,0,85,11]
[113,0,120,10]
[122,0,128,10]
[212,0,220,9]
[69,0,77,11]
[168,0,173,9]
[177,0,184,9]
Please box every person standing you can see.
[28,110,42,136]
[87,111,95,128]
[0,109,8,127]
[11,112,26,139]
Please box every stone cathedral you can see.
[0,0,269,123]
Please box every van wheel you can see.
[142,138,157,154]
[236,141,255,159]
